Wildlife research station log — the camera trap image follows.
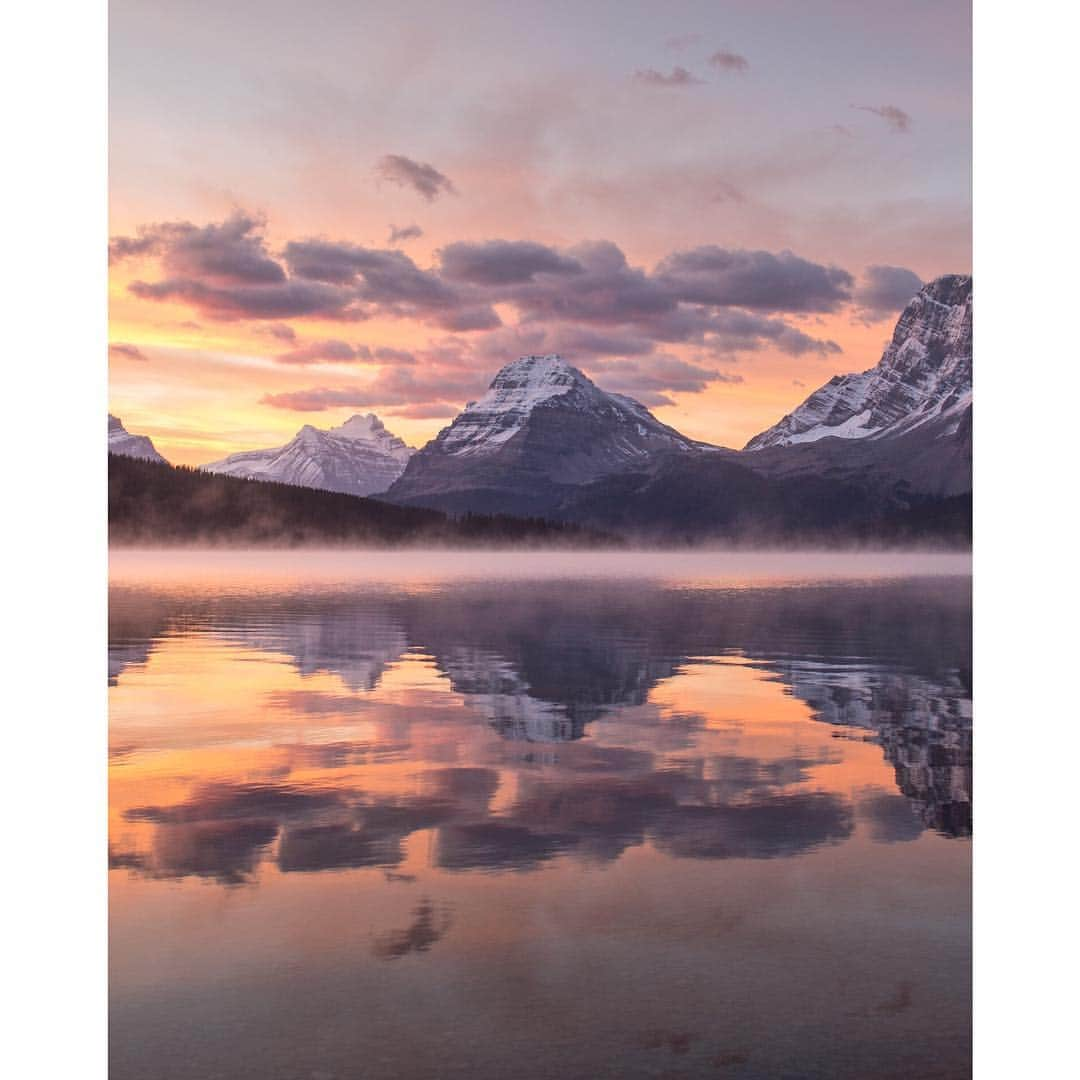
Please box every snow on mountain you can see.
[386,354,704,514]
[436,354,698,459]
[745,275,972,450]
[108,414,168,464]
[202,413,415,497]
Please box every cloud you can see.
[109,342,148,362]
[545,327,657,358]
[708,50,749,72]
[275,339,372,365]
[117,212,856,405]
[260,363,488,414]
[376,154,457,201]
[388,223,423,244]
[853,265,923,321]
[589,356,743,405]
[128,275,365,321]
[851,104,912,133]
[283,239,499,330]
[373,346,417,365]
[633,66,702,87]
[655,246,854,312]
[439,240,584,285]
[255,322,298,342]
[111,211,286,284]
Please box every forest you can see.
[108,454,614,547]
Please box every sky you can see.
[108,0,971,465]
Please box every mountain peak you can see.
[436,354,595,458]
[479,353,588,403]
[386,353,702,513]
[745,274,972,450]
[202,412,414,496]
[107,412,168,464]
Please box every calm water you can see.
[109,552,972,1080]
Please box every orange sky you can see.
[109,1,970,465]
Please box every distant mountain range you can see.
[203,413,415,497]
[108,275,972,543]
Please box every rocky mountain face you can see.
[108,414,168,464]
[387,354,704,515]
[746,275,972,450]
[203,413,414,497]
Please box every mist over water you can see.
[110,551,971,1080]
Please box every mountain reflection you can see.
[109,574,971,887]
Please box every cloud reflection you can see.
[110,575,972,887]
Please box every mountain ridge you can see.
[745,275,971,450]
[109,414,169,465]
[203,412,415,497]
[387,354,709,515]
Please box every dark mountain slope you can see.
[555,449,970,545]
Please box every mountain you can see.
[387,354,705,515]
[745,275,972,449]
[108,414,168,464]
[109,453,612,547]
[203,413,414,497]
[383,277,971,542]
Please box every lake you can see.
[109,551,972,1080]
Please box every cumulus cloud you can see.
[117,211,860,411]
[589,355,743,407]
[283,239,500,329]
[439,240,584,285]
[708,50,749,72]
[633,66,702,87]
[109,342,149,362]
[388,223,423,244]
[656,246,853,313]
[275,339,372,365]
[851,104,912,133]
[111,211,285,284]
[376,154,457,201]
[128,275,365,321]
[853,265,923,321]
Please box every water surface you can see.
[110,551,972,1079]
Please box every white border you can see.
[6,1,1080,1076]
[5,1,108,1077]
[973,0,1079,1075]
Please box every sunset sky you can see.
[109,0,971,465]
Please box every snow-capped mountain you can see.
[203,413,414,498]
[108,414,168,464]
[387,354,704,514]
[745,275,972,450]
